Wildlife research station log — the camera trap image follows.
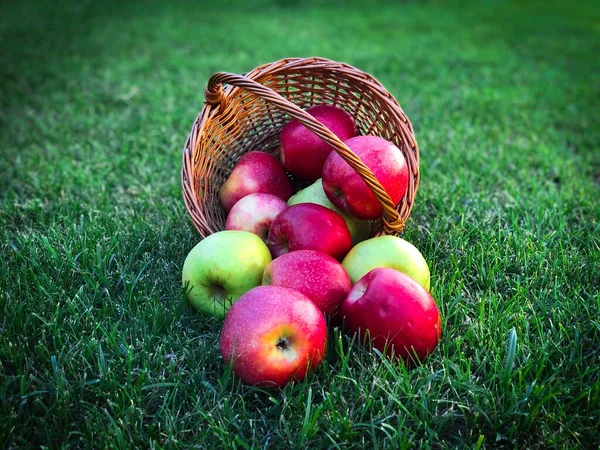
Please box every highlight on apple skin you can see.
[342,235,431,291]
[181,231,272,318]
[262,250,352,317]
[225,193,288,241]
[266,203,352,261]
[219,285,328,387]
[322,135,409,220]
[287,178,371,245]
[341,267,441,363]
[280,105,357,182]
[219,151,293,212]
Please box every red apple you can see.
[280,105,357,182]
[225,193,287,241]
[322,135,408,220]
[220,285,327,387]
[266,203,352,261]
[219,151,293,212]
[262,250,351,316]
[341,267,441,363]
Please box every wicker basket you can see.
[182,57,420,238]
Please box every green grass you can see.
[1,0,599,447]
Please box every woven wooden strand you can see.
[205,72,406,234]
[204,84,227,111]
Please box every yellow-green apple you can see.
[341,267,441,362]
[262,250,351,316]
[225,193,287,241]
[182,231,272,317]
[341,235,430,291]
[266,203,352,261]
[288,178,370,245]
[219,151,293,212]
[322,135,408,219]
[220,285,327,387]
[280,105,357,182]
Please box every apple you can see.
[341,267,441,362]
[262,250,351,316]
[288,178,371,245]
[280,105,357,182]
[219,151,293,212]
[182,231,272,317]
[341,235,430,291]
[322,135,409,220]
[220,285,327,387]
[225,193,287,241]
[266,203,352,261]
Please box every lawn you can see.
[1,0,599,448]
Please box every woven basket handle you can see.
[205,72,405,235]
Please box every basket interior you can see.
[190,67,415,236]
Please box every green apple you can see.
[182,231,272,317]
[288,179,370,245]
[341,235,430,291]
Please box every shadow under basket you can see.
[182,57,420,239]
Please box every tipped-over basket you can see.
[182,57,420,238]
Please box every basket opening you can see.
[183,58,419,238]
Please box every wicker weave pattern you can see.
[182,57,420,238]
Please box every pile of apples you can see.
[182,105,441,388]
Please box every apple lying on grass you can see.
[266,203,352,261]
[280,105,357,182]
[220,285,327,387]
[225,193,287,241]
[322,135,409,220]
[219,151,293,212]
[341,267,441,363]
[287,178,370,245]
[182,231,272,317]
[262,250,351,316]
[342,235,430,291]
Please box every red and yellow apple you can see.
[280,105,357,182]
[322,135,408,220]
[220,285,327,387]
[341,267,441,363]
[225,193,287,241]
[219,151,293,212]
[266,203,352,261]
[262,250,351,316]
[342,235,430,291]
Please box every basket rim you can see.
[182,56,420,238]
